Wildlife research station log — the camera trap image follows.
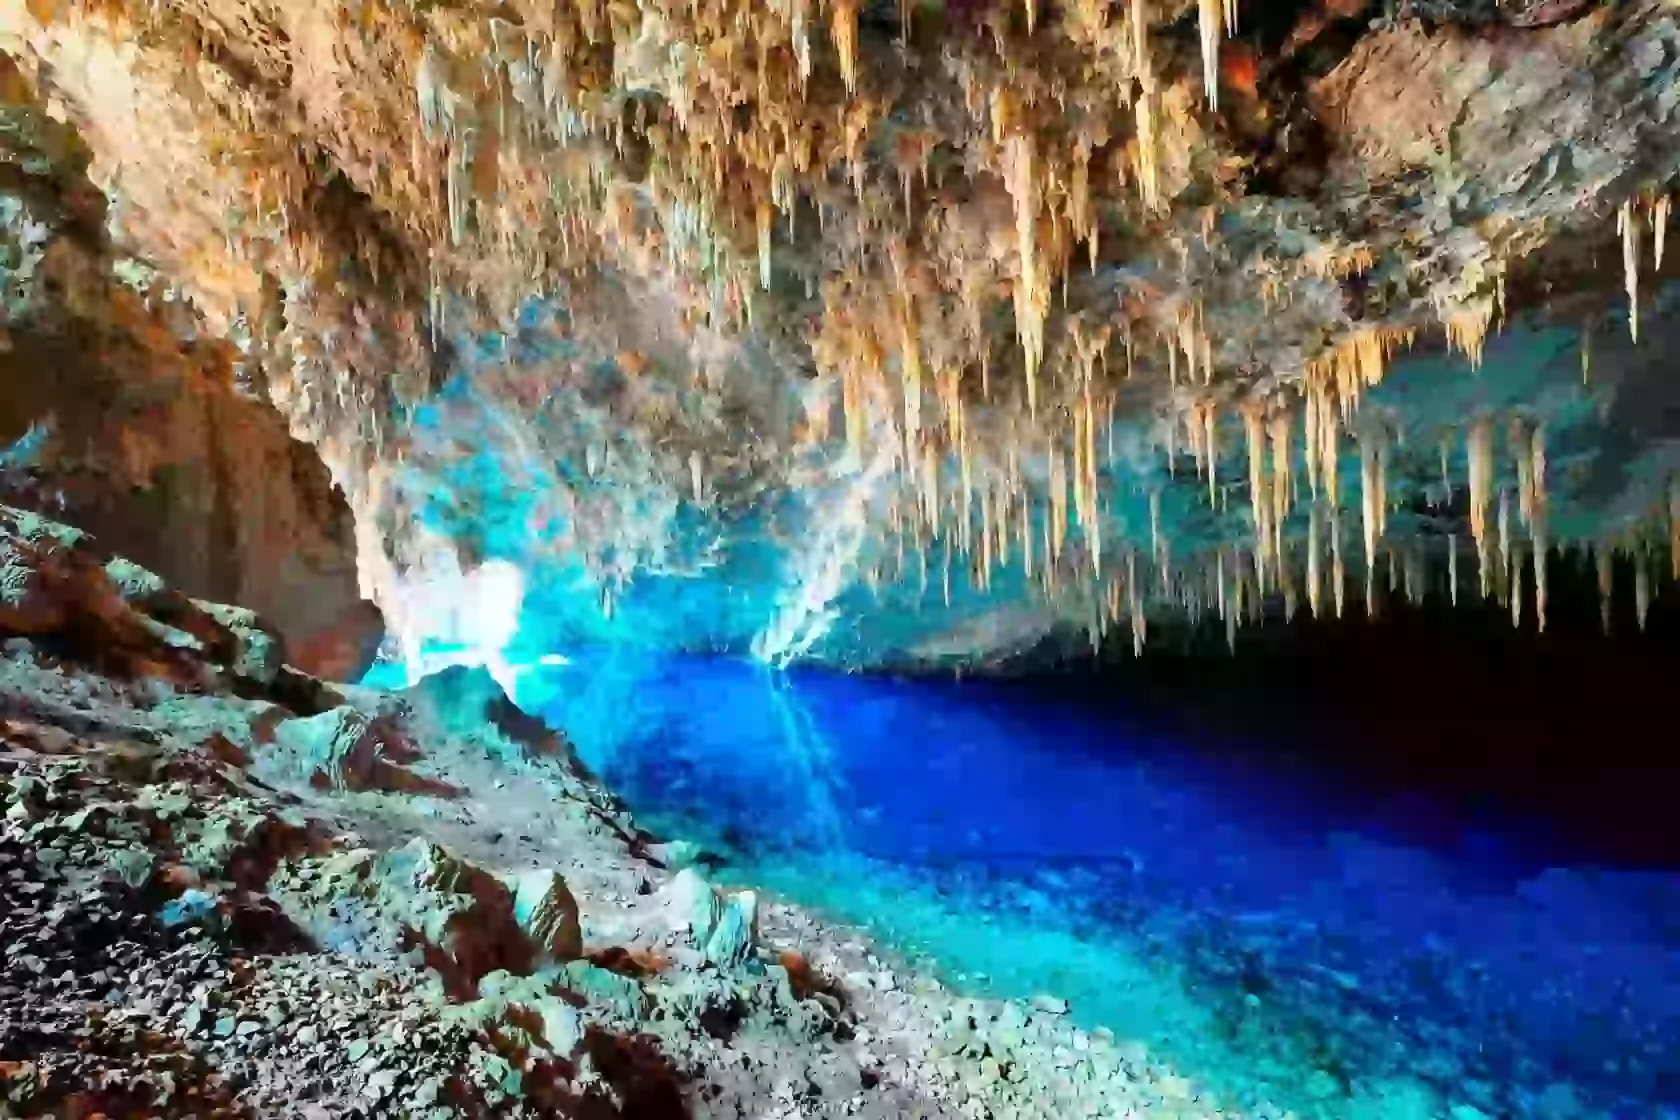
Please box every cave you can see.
[2,1,1678,1117]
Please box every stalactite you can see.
[1510,543,1524,630]
[1513,418,1534,529]
[1636,557,1651,631]
[1216,548,1228,619]
[1243,407,1271,585]
[1304,389,1322,501]
[994,480,1009,569]
[1274,546,1294,621]
[1270,412,1294,532]
[1149,489,1162,564]
[1331,509,1346,618]
[923,442,941,537]
[1620,198,1640,343]
[1653,194,1673,271]
[1497,489,1512,607]
[1449,533,1459,607]
[1360,431,1382,596]
[1127,549,1145,655]
[900,310,923,460]
[1443,308,1491,370]
[1002,128,1045,416]
[1130,0,1161,212]
[1364,548,1377,617]
[1020,487,1034,581]
[1322,405,1341,512]
[942,534,953,606]
[1049,443,1066,562]
[1597,545,1614,634]
[1226,581,1239,651]
[1204,405,1219,507]
[1199,0,1223,111]
[1308,502,1323,618]
[1530,426,1548,631]
[833,0,859,95]
[1467,418,1494,598]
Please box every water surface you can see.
[515,650,1680,1120]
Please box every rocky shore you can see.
[0,503,1236,1119]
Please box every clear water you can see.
[511,650,1680,1120]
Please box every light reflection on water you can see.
[507,650,1678,1120]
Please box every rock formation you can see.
[0,52,380,678]
[3,2,1680,667]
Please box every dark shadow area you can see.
[1019,551,1680,871]
[579,1027,691,1120]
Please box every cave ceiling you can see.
[4,0,1680,668]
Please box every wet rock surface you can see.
[0,504,1239,1117]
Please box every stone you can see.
[510,869,583,961]
[664,868,722,948]
[193,600,284,684]
[268,707,381,792]
[702,889,759,968]
[559,962,649,1022]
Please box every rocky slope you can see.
[6,2,1680,670]
[0,502,1252,1118]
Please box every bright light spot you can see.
[394,556,527,693]
[538,653,571,667]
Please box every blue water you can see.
[512,651,1680,1119]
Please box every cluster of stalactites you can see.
[1084,452,1673,658]
[863,350,1677,656]
[402,2,1677,650]
[1460,416,1553,627]
[1619,191,1674,344]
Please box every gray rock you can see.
[510,869,583,960]
[703,889,758,968]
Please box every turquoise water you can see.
[511,651,1679,1119]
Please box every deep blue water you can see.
[510,650,1680,1120]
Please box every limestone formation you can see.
[4,2,1680,665]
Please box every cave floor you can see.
[520,654,1680,1120]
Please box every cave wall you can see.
[0,54,380,679]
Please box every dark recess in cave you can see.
[1006,552,1680,871]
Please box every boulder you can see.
[269,707,383,792]
[662,868,758,968]
[510,869,584,961]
